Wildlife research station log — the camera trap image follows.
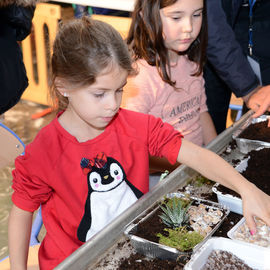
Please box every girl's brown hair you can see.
[126,0,207,87]
[50,17,133,111]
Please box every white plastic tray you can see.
[227,217,270,248]
[184,237,270,270]
[212,183,242,214]
[212,158,248,214]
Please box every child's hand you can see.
[241,184,270,234]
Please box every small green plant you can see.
[194,175,214,187]
[157,227,204,251]
[159,197,191,229]
[159,170,169,182]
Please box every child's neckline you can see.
[54,111,118,144]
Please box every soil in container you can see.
[133,198,225,251]
[224,139,238,154]
[213,212,242,238]
[178,175,217,202]
[217,148,270,197]
[239,120,270,142]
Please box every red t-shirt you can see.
[12,108,182,269]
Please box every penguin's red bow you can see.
[80,152,107,174]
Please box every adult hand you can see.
[244,85,270,126]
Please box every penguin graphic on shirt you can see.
[77,152,143,242]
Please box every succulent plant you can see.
[159,197,191,229]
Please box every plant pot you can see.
[124,193,229,261]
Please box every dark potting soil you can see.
[213,212,242,238]
[216,185,240,198]
[135,207,167,243]
[117,253,184,270]
[241,148,270,193]
[222,139,238,157]
[217,148,270,198]
[239,120,270,142]
[202,190,218,202]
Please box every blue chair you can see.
[0,122,25,169]
[229,104,243,122]
[30,207,43,246]
[226,97,243,128]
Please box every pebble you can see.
[188,204,224,236]
[233,218,270,247]
[202,250,256,270]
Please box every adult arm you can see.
[207,0,270,121]
[177,139,270,233]
[206,0,258,97]
[8,205,33,270]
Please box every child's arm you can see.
[149,156,180,174]
[8,205,33,270]
[199,111,217,145]
[177,139,270,233]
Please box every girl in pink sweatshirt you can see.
[122,0,216,172]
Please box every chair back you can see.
[0,123,25,169]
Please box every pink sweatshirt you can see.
[122,56,208,146]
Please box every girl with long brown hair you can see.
[122,0,216,147]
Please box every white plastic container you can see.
[212,184,242,214]
[227,217,270,248]
[184,237,270,270]
[212,158,249,215]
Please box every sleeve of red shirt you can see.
[147,114,183,164]
[11,142,53,212]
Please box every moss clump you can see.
[194,175,214,187]
[157,227,204,251]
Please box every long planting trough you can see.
[55,111,253,270]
